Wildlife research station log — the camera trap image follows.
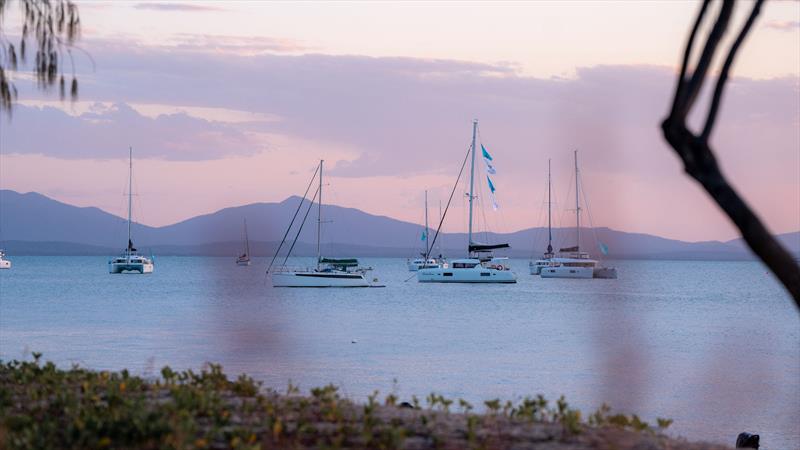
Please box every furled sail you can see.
[469,243,510,252]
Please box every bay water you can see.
[0,257,797,448]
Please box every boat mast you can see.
[317,159,323,269]
[468,119,478,249]
[244,218,250,257]
[574,150,580,252]
[424,190,429,258]
[547,158,553,256]
[127,146,133,258]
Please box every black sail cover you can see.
[468,243,510,252]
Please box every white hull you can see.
[418,265,516,283]
[540,266,593,279]
[528,260,554,275]
[236,259,251,266]
[272,271,371,287]
[109,261,154,274]
[0,259,10,269]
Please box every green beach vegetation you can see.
[1,354,721,450]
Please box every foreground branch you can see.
[662,0,800,306]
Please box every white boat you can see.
[418,120,517,284]
[0,250,11,269]
[108,147,154,275]
[539,151,616,280]
[268,160,379,287]
[529,159,556,275]
[236,218,251,266]
[272,258,373,287]
[407,190,441,271]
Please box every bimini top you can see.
[319,257,359,267]
[469,243,510,253]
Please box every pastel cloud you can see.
[2,102,265,160]
[764,20,800,32]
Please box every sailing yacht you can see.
[236,218,251,266]
[0,250,11,269]
[529,159,556,275]
[269,160,378,287]
[407,190,440,271]
[540,151,617,280]
[108,147,154,274]
[418,120,516,283]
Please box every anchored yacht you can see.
[268,160,379,287]
[407,190,441,271]
[418,120,516,283]
[0,250,11,269]
[236,218,251,266]
[539,151,617,280]
[108,147,154,274]
[529,159,556,275]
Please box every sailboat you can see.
[540,151,617,279]
[418,120,516,283]
[529,159,556,275]
[0,250,10,269]
[108,147,154,274]
[236,218,251,266]
[269,160,378,287]
[407,190,440,271]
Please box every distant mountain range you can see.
[1,189,798,259]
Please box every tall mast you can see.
[317,160,323,268]
[127,146,133,257]
[547,158,553,255]
[574,150,580,251]
[244,218,250,257]
[468,119,478,248]
[424,190,429,258]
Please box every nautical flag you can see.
[421,231,427,241]
[482,144,496,174]
[487,175,499,210]
[481,144,493,161]
[599,242,609,255]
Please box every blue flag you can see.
[487,176,496,193]
[481,144,493,161]
[421,231,427,241]
[599,242,609,255]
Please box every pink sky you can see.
[0,1,798,242]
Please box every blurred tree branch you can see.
[662,0,800,307]
[0,0,81,116]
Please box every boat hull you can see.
[272,271,371,287]
[108,261,154,274]
[540,266,593,279]
[0,260,10,269]
[593,267,618,279]
[236,259,251,266]
[417,266,516,283]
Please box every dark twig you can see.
[662,0,800,307]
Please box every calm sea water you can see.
[0,257,797,448]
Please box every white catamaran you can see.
[236,218,251,266]
[418,120,517,283]
[529,159,556,275]
[269,160,378,287]
[407,190,441,271]
[108,147,154,274]
[540,151,617,279]
[0,250,10,269]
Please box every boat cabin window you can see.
[480,272,490,276]
[452,262,477,269]
[443,272,453,277]
[563,262,595,268]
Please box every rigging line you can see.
[578,170,604,258]
[282,185,320,267]
[425,143,472,261]
[529,176,548,259]
[266,163,321,273]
